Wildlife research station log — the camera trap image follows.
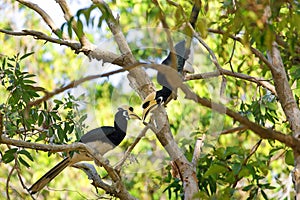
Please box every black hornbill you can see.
[29,106,140,194]
[142,40,188,121]
[142,3,200,121]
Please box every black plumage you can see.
[142,1,200,121]
[157,40,187,91]
[29,106,139,194]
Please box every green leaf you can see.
[18,156,30,168]
[266,102,277,111]
[38,112,44,126]
[76,19,84,38]
[243,184,254,191]
[67,19,73,38]
[260,104,266,116]
[285,150,294,166]
[2,148,18,163]
[20,52,34,61]
[261,189,268,200]
[204,163,228,177]
[18,149,34,161]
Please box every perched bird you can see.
[141,1,200,121]
[29,106,140,194]
[142,40,193,121]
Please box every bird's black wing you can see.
[158,40,187,90]
[79,126,115,144]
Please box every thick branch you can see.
[0,29,126,65]
[72,163,114,193]
[0,135,87,152]
[144,63,300,150]
[0,135,136,199]
[92,0,154,98]
[267,42,300,138]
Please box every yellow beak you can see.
[119,105,141,120]
[141,92,159,121]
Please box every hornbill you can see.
[142,3,200,121]
[142,40,189,121]
[29,106,140,194]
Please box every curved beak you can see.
[128,109,141,120]
[119,106,141,120]
[142,92,159,121]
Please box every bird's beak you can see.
[142,92,159,121]
[128,110,141,120]
[119,106,141,120]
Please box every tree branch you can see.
[185,68,277,95]
[0,135,87,152]
[207,28,274,69]
[232,139,262,188]
[26,63,142,108]
[16,0,68,39]
[72,163,118,196]
[56,0,90,47]
[114,126,149,171]
[0,28,127,65]
[220,126,247,135]
[92,0,154,98]
[267,42,300,138]
[143,63,300,150]
[192,134,205,168]
[189,24,223,73]
[0,134,137,199]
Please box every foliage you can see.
[0,0,299,199]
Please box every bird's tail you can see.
[29,157,71,194]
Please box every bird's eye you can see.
[142,101,150,109]
[129,106,134,112]
[157,96,163,104]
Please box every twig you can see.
[56,0,90,46]
[114,126,149,171]
[226,38,236,73]
[220,126,247,135]
[185,68,277,95]
[192,134,205,168]
[188,24,224,73]
[26,62,143,108]
[16,0,67,39]
[0,112,3,137]
[232,139,262,188]
[207,28,274,69]
[6,162,17,200]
